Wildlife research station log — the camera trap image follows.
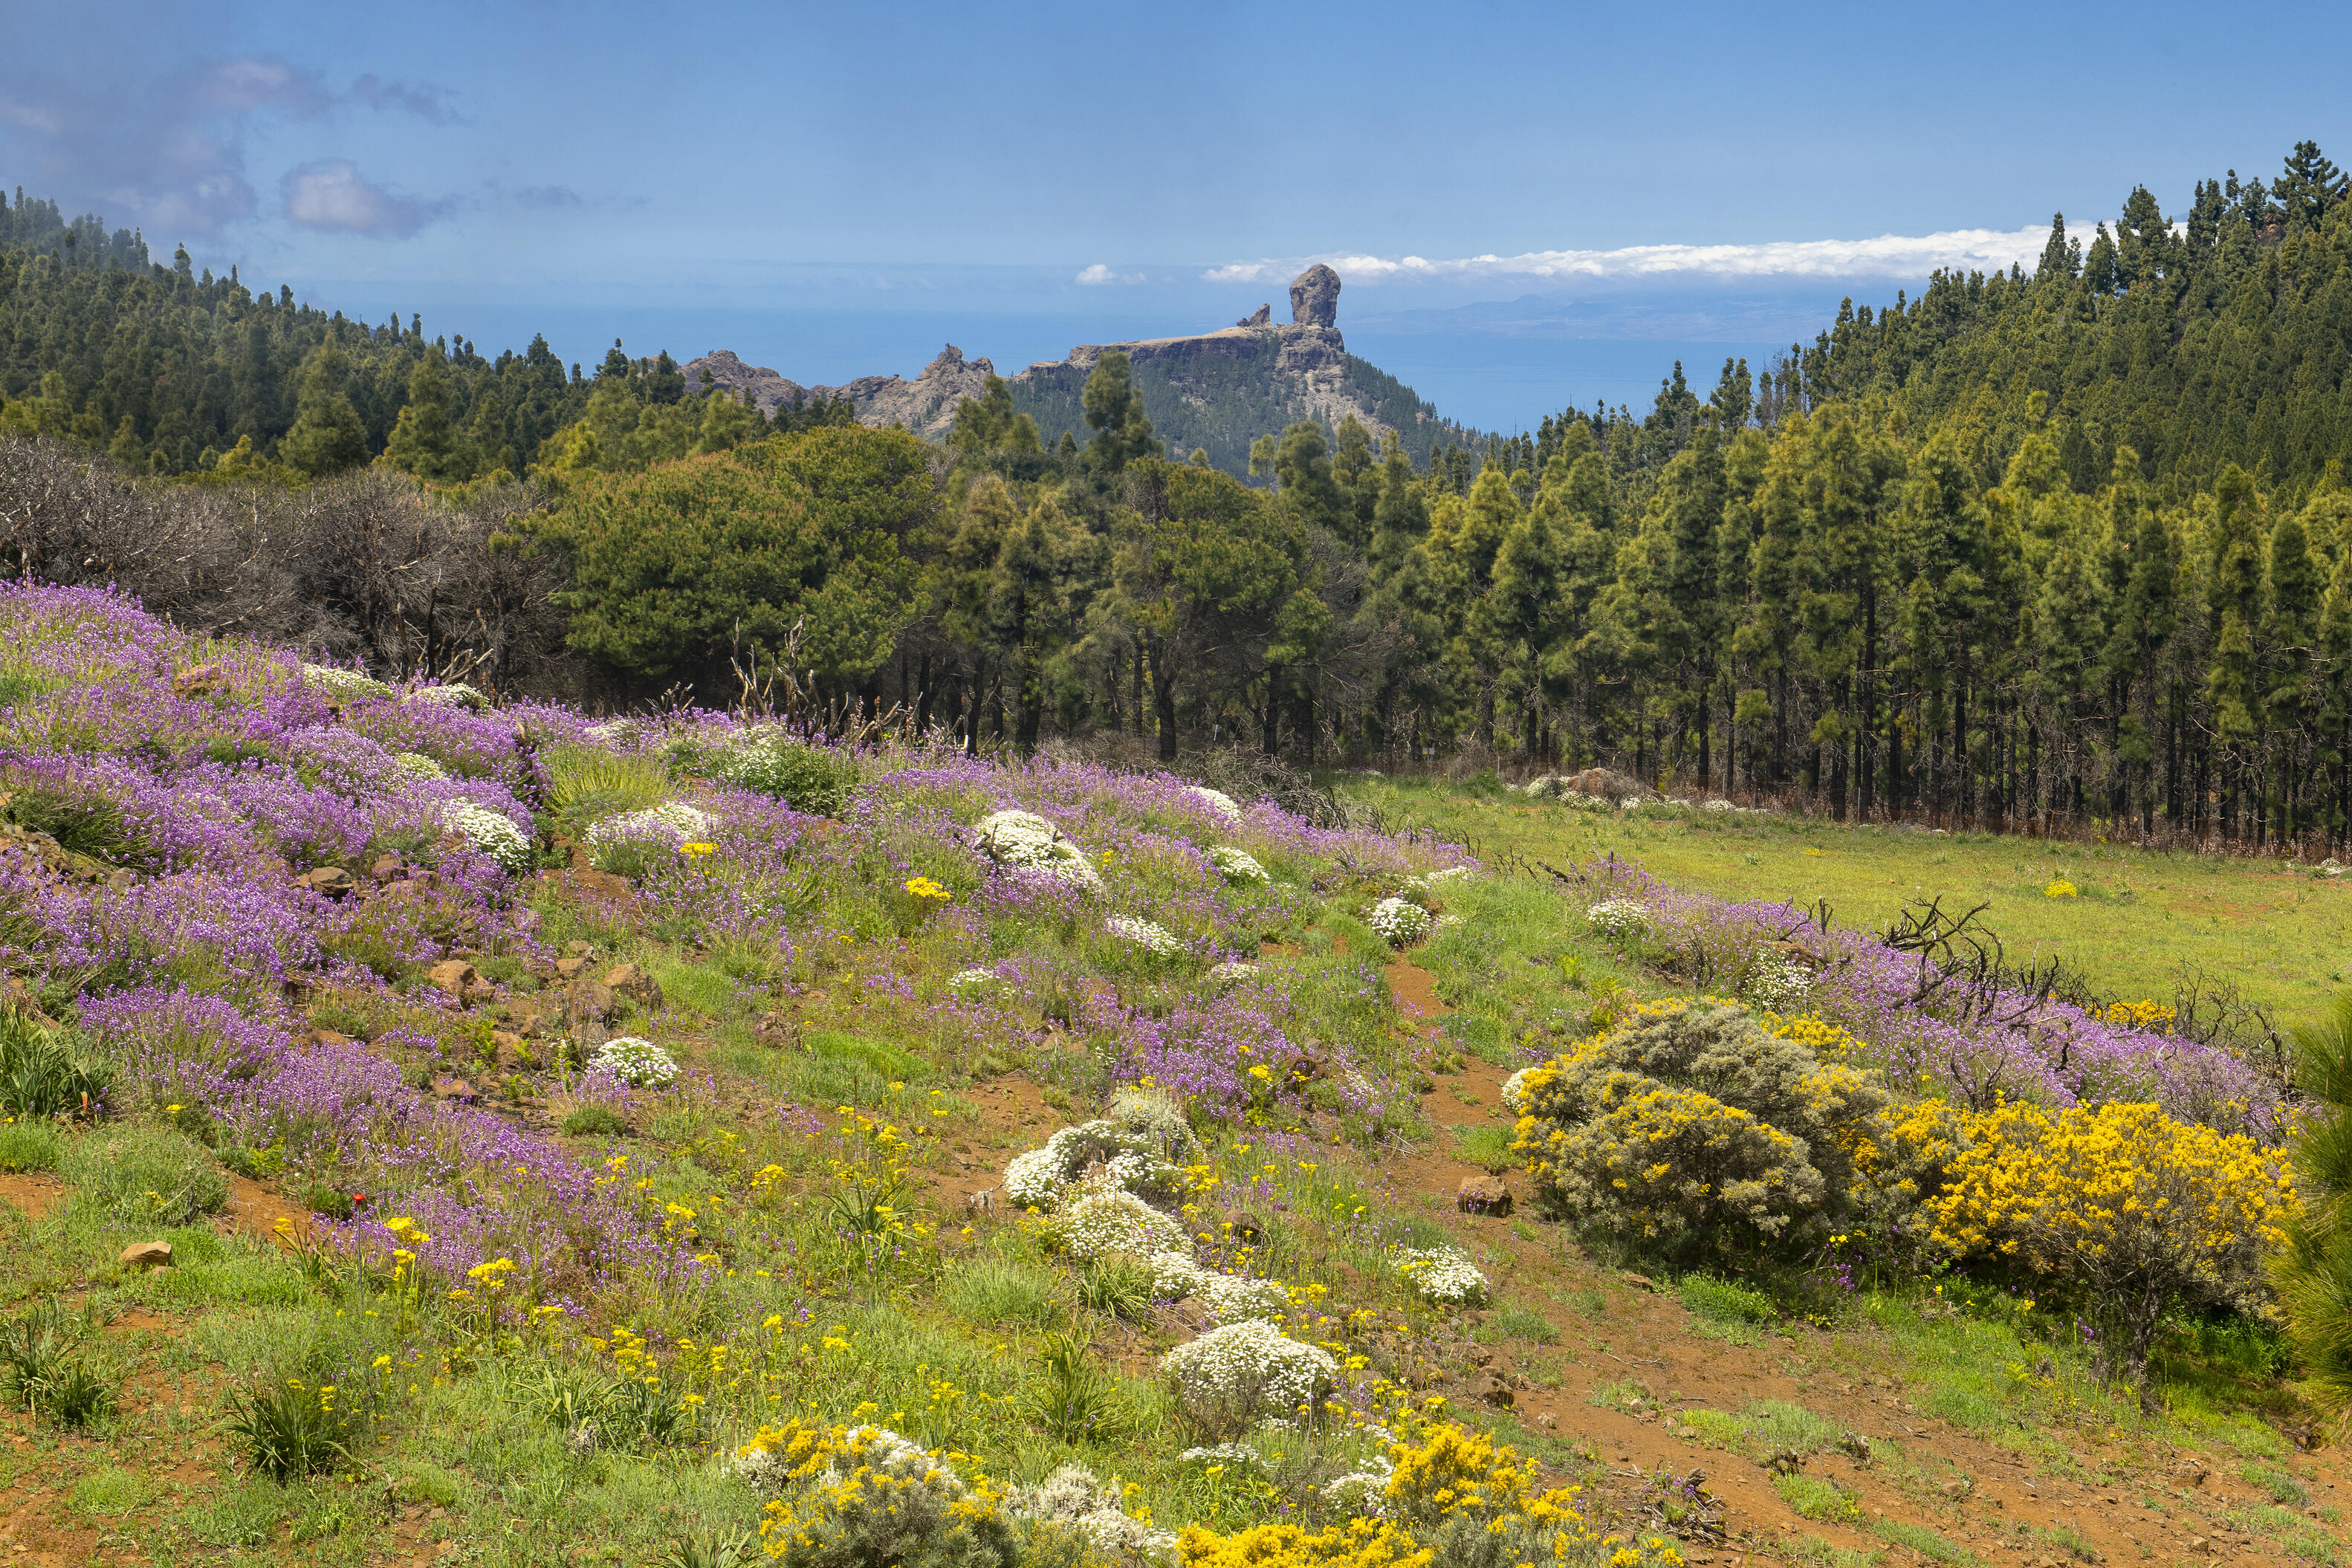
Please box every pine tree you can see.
[381,352,476,483]
[281,344,371,476]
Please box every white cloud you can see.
[1076,262,1145,285]
[1205,225,2056,287]
[282,159,449,239]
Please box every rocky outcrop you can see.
[1289,265,1341,328]
[838,345,999,439]
[676,344,998,441]
[681,349,809,416]
[678,265,1432,461]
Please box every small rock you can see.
[369,855,407,884]
[564,940,594,957]
[964,1188,997,1213]
[120,1240,173,1269]
[602,962,663,1011]
[568,979,618,1026]
[302,865,357,898]
[432,1076,478,1103]
[1623,1271,1657,1292]
[426,959,480,1001]
[1939,1478,1971,1498]
[1474,1370,1514,1408]
[1229,1211,1267,1244]
[1537,1411,1558,1430]
[1456,1174,1513,1216]
[490,1029,531,1069]
[171,662,228,698]
[554,956,589,980]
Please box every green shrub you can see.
[1490,1304,1560,1345]
[706,730,860,815]
[1511,998,1886,1250]
[0,1118,59,1171]
[62,1123,227,1225]
[0,1011,112,1118]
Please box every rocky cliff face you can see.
[677,344,999,441]
[678,266,1442,462]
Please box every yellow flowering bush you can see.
[1846,1097,1972,1248]
[1177,1423,1683,1568]
[2099,999,2176,1032]
[739,1419,1016,1568]
[2044,878,2079,898]
[1511,999,1888,1247]
[1931,1099,2296,1389]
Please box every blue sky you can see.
[6,0,2344,428]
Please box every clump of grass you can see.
[0,1118,60,1171]
[1679,1272,1777,1326]
[226,1378,358,1479]
[1873,1519,1982,1567]
[560,1103,631,1138]
[948,1257,1063,1327]
[1076,1256,1153,1321]
[1491,1304,1560,1345]
[1451,1124,1515,1173]
[543,745,671,829]
[0,1303,114,1428]
[62,1122,227,1225]
[1770,1470,1859,1522]
[0,1011,112,1118]
[1033,1332,1125,1445]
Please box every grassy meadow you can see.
[1346,774,2352,1032]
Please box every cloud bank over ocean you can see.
[1203,224,2055,288]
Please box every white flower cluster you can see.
[1408,866,1474,894]
[1005,1118,1187,1210]
[1162,1320,1336,1427]
[1392,1245,1491,1306]
[1149,1251,1287,1321]
[1206,959,1261,988]
[441,800,534,871]
[586,800,713,849]
[590,1036,677,1089]
[300,663,395,701]
[1744,952,1813,1012]
[404,682,488,710]
[392,751,447,782]
[971,809,1101,890]
[1187,785,1243,822]
[1208,846,1270,884]
[1322,1461,1393,1514]
[1105,915,1183,956]
[1056,1184,1190,1260]
[1500,1067,1535,1115]
[1367,896,1431,946]
[946,967,998,994]
[1585,898,1651,940]
[1002,1464,1176,1561]
[733,1422,950,1500]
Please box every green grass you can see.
[1872,1519,1983,1567]
[1771,1470,1860,1522]
[1346,776,2352,1028]
[0,1118,59,1171]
